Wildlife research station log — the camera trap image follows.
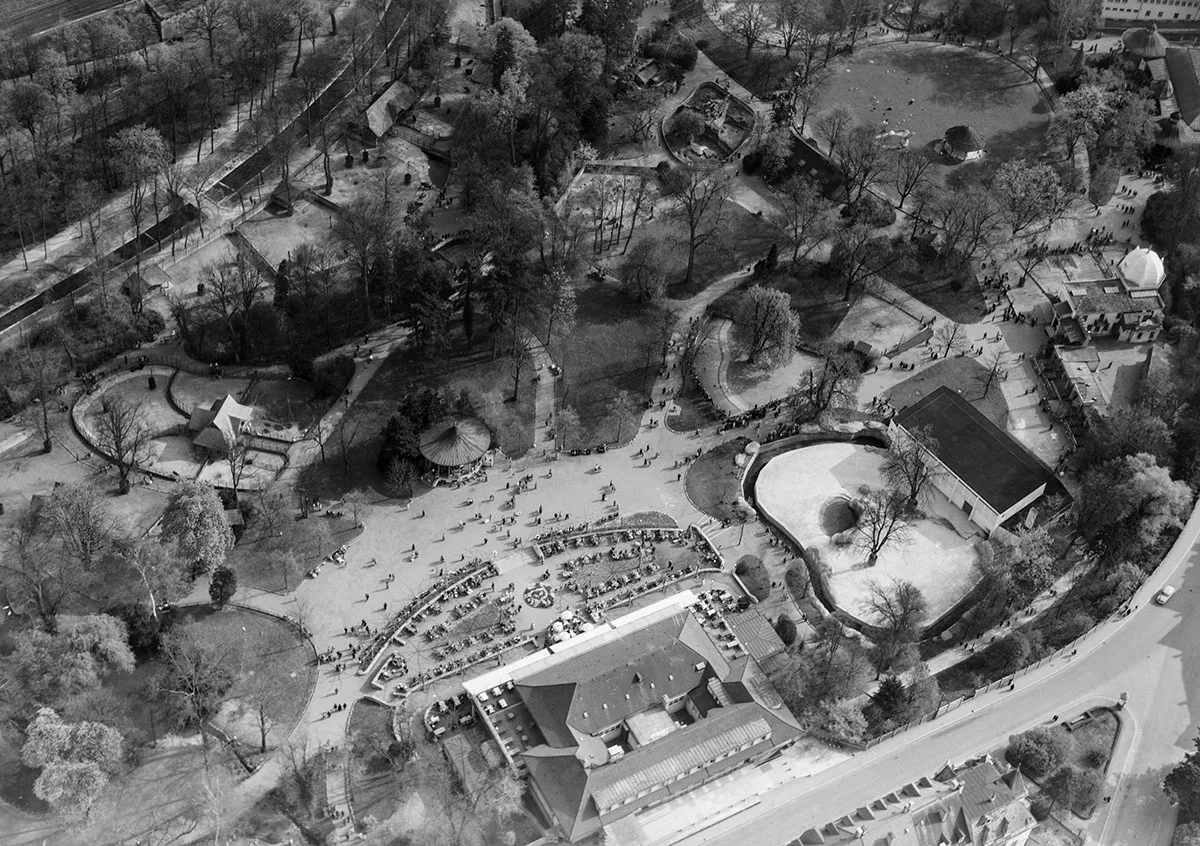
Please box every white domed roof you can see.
[1117,247,1165,289]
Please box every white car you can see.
[1155,585,1177,605]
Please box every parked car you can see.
[1155,585,1177,605]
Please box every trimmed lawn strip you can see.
[685,437,751,522]
[347,700,405,825]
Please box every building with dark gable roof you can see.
[461,591,803,842]
[890,387,1058,534]
[794,755,1036,846]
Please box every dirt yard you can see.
[754,441,980,618]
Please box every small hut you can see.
[938,126,986,162]
[418,415,493,485]
[189,395,254,454]
[1157,113,1199,150]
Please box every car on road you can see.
[1156,585,1177,605]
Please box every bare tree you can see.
[852,487,912,564]
[722,0,771,57]
[118,539,188,619]
[622,87,665,144]
[814,105,854,158]
[772,175,831,263]
[0,510,94,632]
[555,406,583,450]
[932,321,970,358]
[621,238,669,301]
[334,415,362,476]
[890,148,933,209]
[790,344,863,421]
[975,348,1008,399]
[832,126,889,205]
[664,167,733,287]
[222,427,251,498]
[504,327,534,402]
[610,390,639,443]
[882,426,941,508]
[201,254,266,364]
[862,577,928,673]
[91,396,153,494]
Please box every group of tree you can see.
[0,479,234,639]
[377,388,478,497]
[1007,726,1105,818]
[867,663,941,731]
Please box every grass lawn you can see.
[607,199,777,300]
[234,514,363,593]
[347,700,405,825]
[685,437,751,522]
[1047,708,1119,818]
[243,377,325,432]
[885,356,1009,427]
[668,383,722,432]
[166,605,317,751]
[679,5,794,97]
[555,279,668,446]
[822,42,1052,192]
[709,265,851,340]
[881,244,989,323]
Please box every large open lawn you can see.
[822,42,1052,190]
[555,278,669,446]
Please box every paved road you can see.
[1,0,123,36]
[675,502,1200,846]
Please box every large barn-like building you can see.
[890,387,1058,534]
[461,591,802,842]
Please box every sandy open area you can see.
[831,294,925,354]
[754,442,979,618]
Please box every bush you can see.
[1081,744,1108,769]
[289,351,316,382]
[1173,822,1200,846]
[842,194,897,229]
[111,601,166,657]
[735,555,770,600]
[209,565,238,608]
[774,615,798,645]
[784,562,810,600]
[1006,727,1075,779]
[1029,795,1053,821]
[313,353,355,399]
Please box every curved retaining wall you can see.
[741,427,985,642]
